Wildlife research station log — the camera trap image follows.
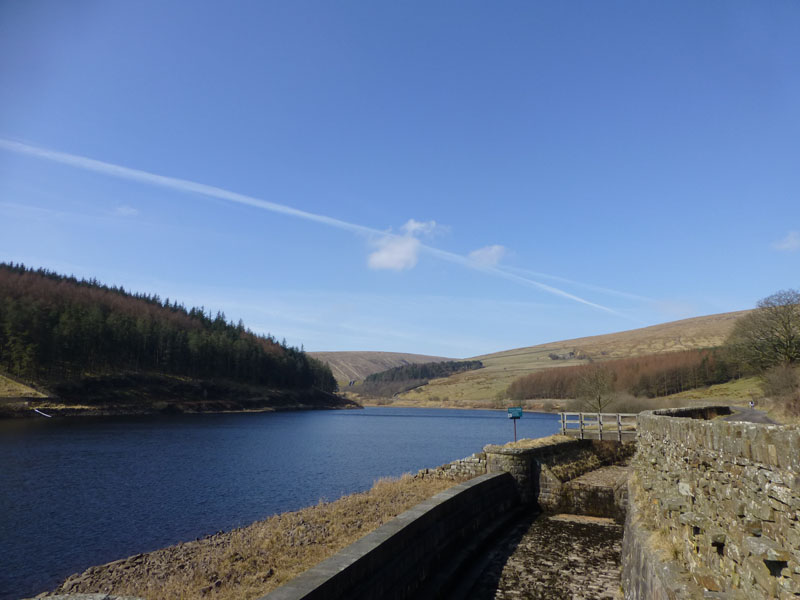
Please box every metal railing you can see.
[559,412,638,441]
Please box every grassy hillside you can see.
[0,373,45,398]
[394,311,749,406]
[308,351,451,387]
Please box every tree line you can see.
[506,349,732,401]
[0,263,336,392]
[353,360,483,398]
[365,360,483,383]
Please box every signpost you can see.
[507,406,523,442]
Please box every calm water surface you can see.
[0,407,559,599]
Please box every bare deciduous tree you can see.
[727,289,800,370]
[574,364,615,412]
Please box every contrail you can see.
[0,138,377,237]
[502,265,654,302]
[0,138,628,317]
[420,245,627,316]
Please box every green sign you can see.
[507,407,523,419]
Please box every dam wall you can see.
[264,436,634,600]
[622,406,800,599]
[260,472,520,600]
[419,437,634,514]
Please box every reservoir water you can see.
[0,407,559,599]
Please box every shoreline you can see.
[37,473,467,600]
[353,396,566,413]
[0,392,360,420]
[0,372,360,419]
[0,397,361,419]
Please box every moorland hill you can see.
[328,311,749,407]
[308,350,452,387]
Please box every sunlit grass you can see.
[0,373,45,398]
[665,376,762,401]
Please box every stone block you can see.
[745,536,791,562]
[726,541,743,563]
[778,574,798,594]
[783,524,800,550]
[743,519,764,537]
[747,500,775,522]
[692,567,722,592]
[745,556,778,597]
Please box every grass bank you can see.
[48,473,467,600]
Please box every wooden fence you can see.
[559,412,638,441]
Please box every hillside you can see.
[0,263,355,417]
[394,311,749,406]
[308,351,452,386]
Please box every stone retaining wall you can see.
[263,436,634,600]
[622,406,800,599]
[415,452,487,480]
[260,472,520,600]
[484,438,634,509]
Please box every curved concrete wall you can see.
[260,472,520,600]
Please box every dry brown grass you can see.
[315,311,748,407]
[52,474,466,600]
[0,373,46,398]
[393,311,749,406]
[492,434,573,450]
[754,394,800,426]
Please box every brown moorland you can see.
[351,310,749,407]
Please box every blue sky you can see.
[1,1,798,358]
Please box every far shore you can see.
[350,394,567,413]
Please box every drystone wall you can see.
[264,435,634,600]
[622,406,800,599]
[484,438,634,510]
[418,438,634,517]
[415,451,487,480]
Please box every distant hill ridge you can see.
[473,311,748,362]
[308,351,452,385]
[315,310,750,406]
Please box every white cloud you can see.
[368,235,421,271]
[469,244,507,267]
[115,205,139,217]
[401,219,438,236]
[368,219,440,271]
[773,231,800,252]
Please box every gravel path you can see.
[466,514,623,600]
[722,405,778,425]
